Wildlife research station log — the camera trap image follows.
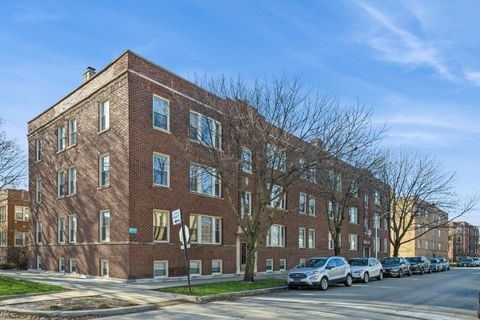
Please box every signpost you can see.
[172,209,192,295]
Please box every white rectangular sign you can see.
[172,209,182,225]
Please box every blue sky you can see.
[0,0,479,225]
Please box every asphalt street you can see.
[104,267,480,320]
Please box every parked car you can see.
[438,257,450,271]
[381,257,411,278]
[287,256,353,290]
[429,258,441,272]
[472,257,480,266]
[407,256,432,274]
[459,258,476,267]
[348,258,383,283]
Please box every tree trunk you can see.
[243,243,257,282]
[392,242,400,257]
[334,244,341,256]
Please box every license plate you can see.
[294,279,301,283]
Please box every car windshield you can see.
[304,258,328,268]
[429,259,437,263]
[382,258,400,265]
[461,259,473,262]
[349,259,368,266]
[407,257,421,263]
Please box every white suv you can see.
[348,257,383,283]
[287,256,353,291]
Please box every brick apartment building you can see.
[448,221,479,261]
[28,51,389,280]
[394,203,449,259]
[0,189,30,264]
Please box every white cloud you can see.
[464,70,480,87]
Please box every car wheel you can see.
[428,267,433,274]
[319,277,329,291]
[344,274,353,287]
[363,272,369,283]
[420,267,424,275]
[398,270,403,278]
[377,271,383,281]
[408,269,412,276]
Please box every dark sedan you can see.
[407,256,432,274]
[429,258,441,272]
[381,257,411,278]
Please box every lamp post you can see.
[375,212,389,259]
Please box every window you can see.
[298,228,306,248]
[0,232,6,247]
[35,139,42,162]
[299,193,306,214]
[153,95,169,131]
[99,154,110,187]
[189,260,202,275]
[349,234,358,251]
[15,206,29,221]
[266,144,286,172]
[265,259,273,272]
[189,111,221,149]
[153,210,169,242]
[241,148,252,173]
[299,158,306,179]
[424,240,429,249]
[68,167,77,195]
[70,258,77,273]
[364,218,369,230]
[99,210,110,242]
[153,153,169,187]
[154,260,168,278]
[374,237,380,252]
[307,166,316,183]
[279,259,286,272]
[69,118,77,146]
[299,259,306,267]
[58,218,65,244]
[327,200,334,219]
[384,238,388,252]
[57,171,66,197]
[269,185,286,210]
[69,216,77,244]
[59,258,65,272]
[266,224,285,247]
[15,232,27,247]
[0,206,5,221]
[364,194,369,210]
[241,192,252,215]
[36,221,42,245]
[212,260,222,275]
[328,231,334,250]
[349,207,358,224]
[374,191,381,205]
[350,181,359,197]
[335,173,342,192]
[373,214,380,229]
[99,100,110,132]
[100,260,109,277]
[36,257,42,270]
[57,124,66,151]
[189,164,221,197]
[190,215,222,244]
[308,195,315,215]
[308,229,315,248]
[35,179,42,203]
[383,217,388,231]
[438,243,442,251]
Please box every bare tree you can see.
[0,119,26,189]
[378,149,478,257]
[173,76,383,281]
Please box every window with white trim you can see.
[265,259,273,272]
[14,232,27,247]
[299,193,306,214]
[299,259,306,267]
[269,185,286,210]
[35,139,42,162]
[298,228,305,248]
[57,124,66,152]
[374,236,380,252]
[35,179,42,203]
[266,144,286,172]
[99,154,110,187]
[189,164,221,197]
[212,259,222,275]
[279,259,286,271]
[327,200,334,219]
[99,100,110,132]
[308,195,315,215]
[328,231,334,250]
[69,216,77,244]
[189,215,222,244]
[189,111,221,149]
[241,192,252,215]
[14,206,29,221]
[69,118,77,146]
[58,217,65,244]
[349,207,358,224]
[364,193,369,209]
[99,210,110,243]
[36,256,42,270]
[299,158,306,179]
[0,206,5,221]
[36,221,42,244]
[0,231,6,247]
[349,234,358,251]
[266,224,285,248]
[57,170,66,197]
[384,238,389,252]
[374,191,381,205]
[153,95,169,132]
[189,260,202,275]
[68,167,77,195]
[153,210,169,242]
[373,214,380,229]
[307,166,316,183]
[70,258,77,273]
[383,217,388,231]
[59,258,65,272]
[350,181,359,197]
[100,260,109,277]
[308,229,315,249]
[153,153,169,187]
[154,260,168,278]
[241,148,252,173]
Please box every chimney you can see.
[83,66,96,82]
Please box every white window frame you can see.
[266,224,285,248]
[35,179,42,204]
[69,118,77,146]
[35,139,42,162]
[14,232,27,247]
[308,229,315,249]
[373,214,380,229]
[279,259,286,272]
[70,258,77,273]
[99,154,110,188]
[57,170,66,197]
[189,214,222,245]
[0,206,6,221]
[299,192,306,214]
[99,210,111,243]
[327,200,334,219]
[299,227,306,248]
[0,231,6,247]
[266,144,286,172]
[211,259,223,275]
[268,184,286,210]
[384,238,389,253]
[68,167,77,196]
[349,234,358,251]
[99,99,110,132]
[69,216,77,244]
[241,147,252,173]
[58,217,65,244]
[189,260,202,276]
[374,236,380,252]
[189,110,222,149]
[383,217,388,231]
[100,260,109,277]
[349,207,358,224]
[14,206,29,221]
[241,192,252,215]
[308,195,315,216]
[57,124,66,152]
[374,191,381,205]
[189,164,221,197]
[154,260,169,278]
[153,152,170,187]
[36,221,42,245]
[36,256,42,270]
[265,259,273,272]
[328,231,334,250]
[59,258,65,272]
[153,95,170,133]
[153,210,169,243]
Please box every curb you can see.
[195,286,288,303]
[0,304,156,318]
[0,291,64,302]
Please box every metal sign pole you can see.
[180,211,192,295]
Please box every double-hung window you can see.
[99,154,110,187]
[374,191,381,205]
[36,221,42,244]
[0,231,5,247]
[269,185,286,210]
[15,206,29,221]
[308,229,315,248]
[58,218,65,244]
[307,166,316,183]
[189,111,221,149]
[299,193,306,214]
[153,210,169,242]
[327,200,334,219]
[189,214,222,244]
[0,206,5,221]
[212,260,222,275]
[154,261,168,278]
[349,207,358,224]
[241,192,252,215]
[57,124,66,152]
[99,210,110,242]
[266,144,286,172]
[349,234,358,251]
[35,139,42,162]
[241,148,252,173]
[350,181,359,197]
[99,100,110,132]
[328,231,334,250]
[153,95,169,131]
[57,171,66,197]
[308,195,315,215]
[35,179,42,203]
[68,167,77,195]
[298,228,306,248]
[373,214,380,229]
[69,118,77,145]
[15,232,27,247]
[189,164,221,197]
[266,224,285,248]
[69,216,77,244]
[101,260,109,277]
[153,153,169,187]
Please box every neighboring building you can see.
[0,189,30,264]
[448,221,479,261]
[393,201,449,259]
[28,51,389,280]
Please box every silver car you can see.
[287,256,353,291]
[348,258,384,283]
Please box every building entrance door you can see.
[364,247,370,258]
